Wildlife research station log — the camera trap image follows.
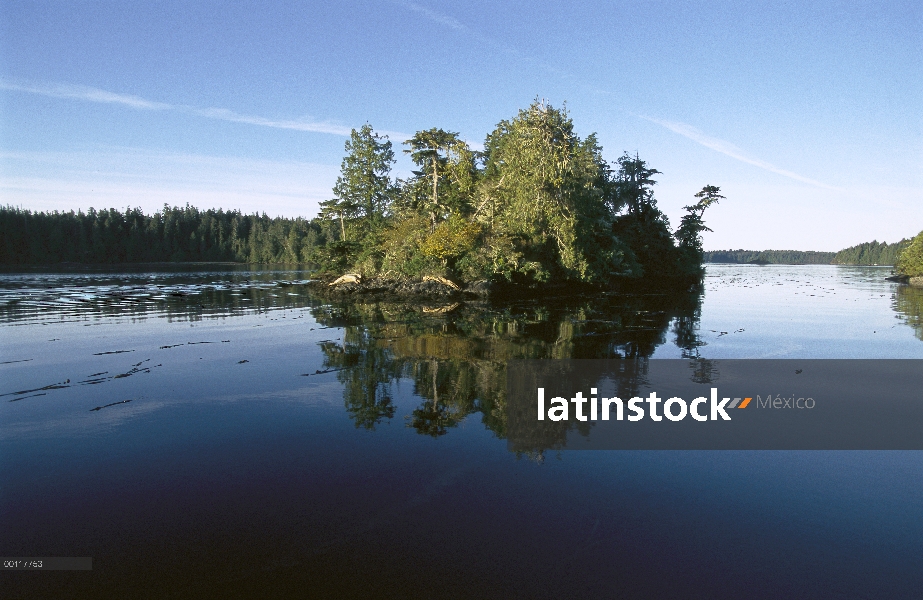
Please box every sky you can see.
[1,0,920,251]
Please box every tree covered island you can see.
[311,101,721,297]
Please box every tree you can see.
[676,185,723,254]
[477,100,635,282]
[613,152,661,216]
[404,128,476,229]
[609,154,675,278]
[324,124,395,241]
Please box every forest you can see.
[1,101,720,286]
[703,250,835,265]
[832,238,911,266]
[0,205,321,265]
[705,237,921,267]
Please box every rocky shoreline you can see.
[307,272,703,302]
[306,274,492,301]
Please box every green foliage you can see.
[476,101,640,282]
[0,205,324,265]
[832,238,910,265]
[322,124,395,242]
[420,215,481,261]
[378,214,441,277]
[897,230,923,277]
[403,128,477,227]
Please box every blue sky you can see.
[1,0,920,250]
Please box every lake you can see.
[2,264,922,598]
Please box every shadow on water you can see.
[309,289,705,455]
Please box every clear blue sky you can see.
[1,0,920,250]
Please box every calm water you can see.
[2,264,922,599]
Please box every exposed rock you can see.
[310,275,467,300]
[910,276,923,287]
[886,274,910,283]
[329,273,362,286]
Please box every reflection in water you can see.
[894,284,923,341]
[310,291,704,454]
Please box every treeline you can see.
[832,239,910,266]
[704,250,835,265]
[0,205,322,265]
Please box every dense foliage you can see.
[832,238,910,266]
[703,250,835,264]
[896,230,923,277]
[0,205,322,264]
[318,101,719,284]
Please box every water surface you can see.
[2,264,921,598]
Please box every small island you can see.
[309,101,721,299]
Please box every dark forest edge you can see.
[1,102,721,295]
[703,250,835,265]
[705,236,921,268]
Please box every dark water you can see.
[2,264,922,599]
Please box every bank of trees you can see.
[703,250,836,264]
[0,205,322,264]
[703,237,922,268]
[832,239,911,266]
[315,101,719,283]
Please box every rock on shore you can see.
[310,275,493,300]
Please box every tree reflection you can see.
[894,285,923,341]
[310,290,704,450]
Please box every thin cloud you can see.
[390,5,843,189]
[0,79,409,139]
[0,81,172,110]
[639,115,843,191]
[190,107,354,136]
[395,1,466,31]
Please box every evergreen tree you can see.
[404,128,477,228]
[324,124,395,241]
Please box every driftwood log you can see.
[422,275,460,290]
